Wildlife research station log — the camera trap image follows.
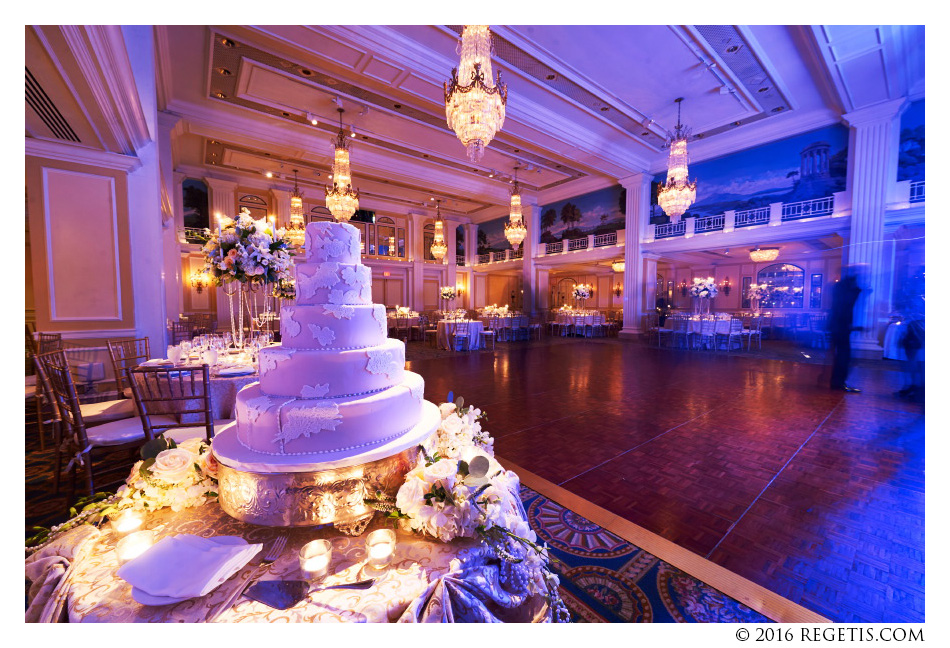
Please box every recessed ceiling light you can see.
[695,133,704,138]
[772,106,784,113]
[221,38,235,48]
[281,111,290,117]
[264,171,273,178]
[328,174,333,179]
[545,73,556,81]
[640,131,649,136]
[300,69,313,76]
[732,121,741,127]
[726,44,742,53]
[757,86,770,93]
[217,68,232,76]
[362,135,368,139]
[600,106,609,112]
[214,92,227,99]
[423,154,429,158]
[393,103,402,109]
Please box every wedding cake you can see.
[211,221,440,527]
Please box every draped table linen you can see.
[436,321,484,351]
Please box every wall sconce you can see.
[613,283,622,297]
[190,272,208,294]
[455,284,465,296]
[679,279,688,297]
[722,277,732,296]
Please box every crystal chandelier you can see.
[504,167,527,249]
[285,169,306,247]
[430,199,448,261]
[389,235,397,257]
[444,25,508,162]
[325,108,359,222]
[749,247,780,263]
[657,97,697,222]
[611,260,625,273]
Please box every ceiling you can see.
[26,24,925,224]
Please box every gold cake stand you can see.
[211,401,440,535]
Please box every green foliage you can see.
[140,437,170,461]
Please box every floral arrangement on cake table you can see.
[367,396,570,622]
[201,208,295,347]
[571,284,592,301]
[26,437,218,553]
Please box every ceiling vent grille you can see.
[26,67,80,143]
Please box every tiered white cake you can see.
[211,222,438,473]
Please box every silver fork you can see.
[204,535,287,622]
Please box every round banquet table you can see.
[135,362,258,420]
[32,502,548,623]
[436,320,484,350]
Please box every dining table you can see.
[139,353,260,420]
[25,495,549,623]
[436,320,484,351]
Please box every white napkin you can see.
[117,535,262,599]
[141,358,173,367]
[217,366,255,376]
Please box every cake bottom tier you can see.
[234,372,424,456]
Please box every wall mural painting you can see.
[650,124,849,222]
[898,99,924,182]
[477,216,512,254]
[538,184,625,245]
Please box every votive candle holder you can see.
[365,529,396,569]
[299,539,332,582]
[111,510,145,537]
[115,529,155,565]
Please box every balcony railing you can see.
[694,214,724,234]
[593,232,617,247]
[655,221,686,239]
[179,227,210,245]
[568,237,589,251]
[545,241,562,254]
[781,196,834,221]
[910,180,925,203]
[456,254,466,266]
[512,248,524,259]
[477,253,491,264]
[735,207,770,228]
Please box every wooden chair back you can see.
[38,332,63,355]
[128,365,215,442]
[107,337,151,396]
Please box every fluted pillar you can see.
[463,223,478,267]
[619,172,652,338]
[205,177,237,226]
[270,189,291,228]
[408,211,426,311]
[842,99,906,354]
[521,196,539,316]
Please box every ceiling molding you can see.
[26,136,142,172]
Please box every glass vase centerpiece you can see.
[747,283,770,315]
[201,208,295,349]
[439,286,457,313]
[689,277,718,316]
[572,284,592,309]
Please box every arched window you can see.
[757,263,805,308]
[308,206,333,223]
[238,193,268,220]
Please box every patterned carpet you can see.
[26,408,769,623]
[518,485,769,623]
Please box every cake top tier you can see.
[305,221,362,265]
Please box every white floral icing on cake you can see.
[328,288,361,305]
[259,348,295,374]
[274,403,342,452]
[310,262,340,289]
[360,284,373,302]
[366,347,402,378]
[244,396,274,425]
[409,381,424,401]
[283,311,301,338]
[372,305,387,336]
[308,324,336,347]
[340,265,370,288]
[296,268,318,300]
[300,383,331,399]
[323,304,355,320]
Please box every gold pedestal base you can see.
[216,444,420,530]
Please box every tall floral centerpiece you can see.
[572,283,592,309]
[439,286,457,313]
[689,277,718,316]
[201,208,294,348]
[747,283,770,315]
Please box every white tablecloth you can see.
[437,321,484,350]
[883,321,908,361]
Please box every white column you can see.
[158,113,181,334]
[464,223,478,267]
[521,196,539,316]
[445,218,458,295]
[121,25,166,351]
[205,177,237,223]
[643,254,659,317]
[408,211,426,311]
[537,268,550,313]
[769,202,783,226]
[842,98,906,354]
[619,172,652,338]
[270,189,291,228]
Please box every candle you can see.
[299,539,332,581]
[115,530,155,565]
[111,510,144,537]
[365,529,396,569]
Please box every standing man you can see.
[828,266,863,393]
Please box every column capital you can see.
[618,172,653,190]
[204,177,238,193]
[842,98,907,128]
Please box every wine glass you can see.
[180,340,193,358]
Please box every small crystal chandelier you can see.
[325,108,359,222]
[430,199,448,262]
[504,167,527,249]
[657,97,697,222]
[285,169,306,247]
[389,235,397,257]
[749,247,780,263]
[444,25,508,162]
[611,260,625,273]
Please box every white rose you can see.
[423,458,458,482]
[396,477,426,514]
[440,414,465,437]
[439,403,457,418]
[150,448,196,484]
[176,438,204,454]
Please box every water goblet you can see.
[180,340,192,358]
